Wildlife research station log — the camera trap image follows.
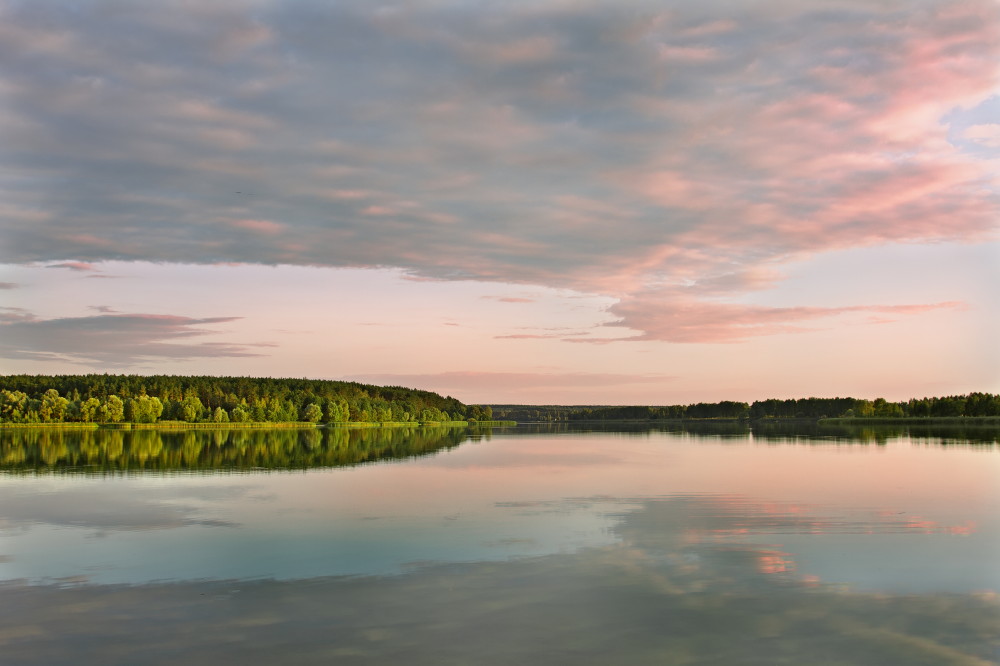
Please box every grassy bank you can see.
[0,422,100,430]
[106,421,320,430]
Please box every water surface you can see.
[0,424,997,664]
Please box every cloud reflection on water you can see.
[0,485,252,533]
[0,425,997,663]
[0,538,996,665]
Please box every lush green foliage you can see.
[0,375,489,425]
[491,393,1000,421]
[0,425,472,473]
[4,375,996,425]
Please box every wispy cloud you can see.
[48,261,97,272]
[604,295,966,343]
[482,296,537,304]
[0,310,271,365]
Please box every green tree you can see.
[101,395,125,423]
[79,397,101,422]
[212,406,230,423]
[854,399,875,417]
[128,395,163,423]
[39,389,70,422]
[325,399,349,423]
[231,405,250,422]
[302,403,323,423]
[931,396,966,417]
[873,398,904,417]
[180,395,205,422]
[0,390,30,422]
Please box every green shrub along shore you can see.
[0,374,499,427]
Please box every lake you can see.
[0,423,997,664]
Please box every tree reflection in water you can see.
[0,426,478,473]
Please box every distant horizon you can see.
[2,371,994,409]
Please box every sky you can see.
[1,0,998,405]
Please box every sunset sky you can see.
[1,0,998,405]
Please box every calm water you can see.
[0,424,997,664]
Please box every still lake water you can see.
[0,423,997,664]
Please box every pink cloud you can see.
[469,36,558,65]
[494,332,591,340]
[171,99,271,131]
[320,189,375,200]
[604,293,966,343]
[679,20,738,37]
[657,44,720,62]
[493,334,555,340]
[481,296,536,303]
[360,205,396,216]
[228,219,285,234]
[48,261,96,272]
[963,124,1000,148]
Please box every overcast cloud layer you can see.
[2,0,998,347]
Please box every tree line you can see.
[490,393,1000,421]
[0,374,494,425]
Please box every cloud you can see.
[350,371,676,394]
[481,296,536,303]
[0,485,246,532]
[963,123,1000,148]
[1,0,996,343]
[0,282,17,289]
[48,261,97,272]
[0,310,271,365]
[494,330,597,341]
[226,219,285,234]
[603,294,966,343]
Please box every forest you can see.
[2,375,997,425]
[0,374,494,425]
[490,393,1000,422]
